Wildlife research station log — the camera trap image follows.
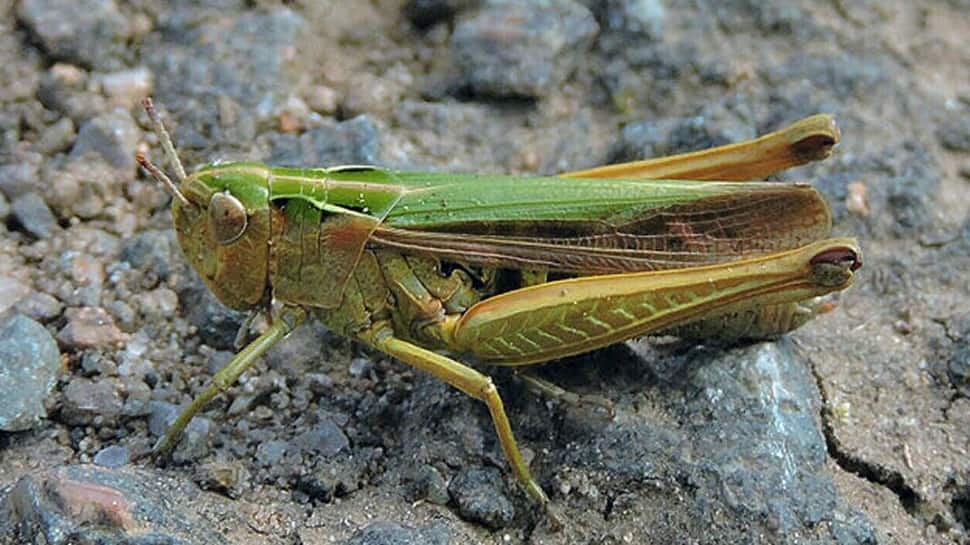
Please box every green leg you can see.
[367,331,549,506]
[516,371,615,418]
[153,305,308,459]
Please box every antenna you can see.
[136,152,190,207]
[138,97,190,207]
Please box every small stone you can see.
[938,114,970,152]
[120,229,179,281]
[60,377,124,425]
[305,373,334,394]
[0,314,61,431]
[16,0,132,71]
[447,466,515,529]
[268,115,381,167]
[97,67,153,108]
[949,347,970,395]
[305,84,340,115]
[36,117,76,155]
[0,276,31,315]
[349,357,373,378]
[450,0,598,98]
[194,461,249,499]
[69,109,140,171]
[93,444,130,468]
[57,307,126,350]
[147,401,212,462]
[295,418,349,457]
[11,192,58,239]
[412,465,450,505]
[256,440,289,466]
[0,153,42,199]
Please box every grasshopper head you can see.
[136,98,271,311]
[171,163,272,310]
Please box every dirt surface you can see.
[1,1,969,544]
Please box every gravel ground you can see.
[1,1,969,544]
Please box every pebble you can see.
[0,152,42,199]
[295,417,349,457]
[56,307,126,350]
[447,466,515,529]
[450,0,598,98]
[15,292,64,323]
[16,0,132,71]
[0,276,31,314]
[938,115,970,152]
[69,109,140,171]
[97,67,153,108]
[60,377,124,425]
[147,401,213,462]
[11,192,58,239]
[268,115,382,167]
[256,440,289,466]
[0,314,61,431]
[120,229,179,282]
[93,444,130,468]
[411,465,450,505]
[36,117,76,155]
[1,465,229,544]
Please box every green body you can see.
[174,162,851,363]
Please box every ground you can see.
[1,1,969,544]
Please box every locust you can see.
[135,97,860,520]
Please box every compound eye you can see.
[208,192,248,245]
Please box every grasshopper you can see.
[136,98,860,518]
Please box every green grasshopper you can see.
[136,98,860,518]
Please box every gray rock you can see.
[0,465,229,544]
[93,445,130,468]
[341,521,451,545]
[0,276,31,315]
[147,401,213,463]
[36,117,76,155]
[178,273,246,351]
[447,466,514,529]
[0,154,41,199]
[561,340,877,541]
[408,464,450,505]
[14,291,64,322]
[56,307,126,350]
[255,439,289,466]
[295,417,349,457]
[60,377,124,425]
[0,314,61,432]
[120,229,180,282]
[267,115,381,167]
[16,0,133,71]
[0,191,9,222]
[938,113,970,152]
[70,109,140,171]
[11,192,58,239]
[451,0,598,98]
